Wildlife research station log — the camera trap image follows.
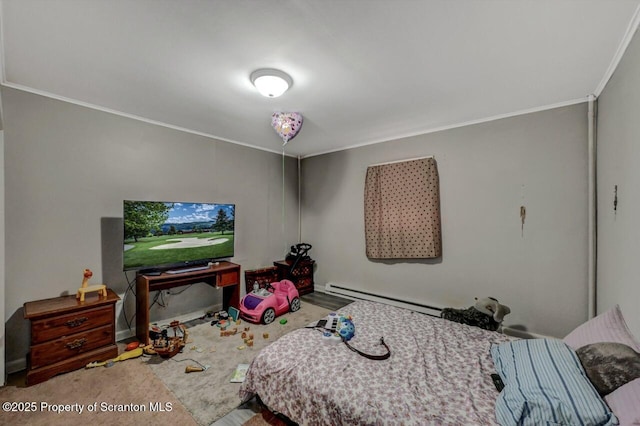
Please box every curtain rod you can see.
[368,155,434,167]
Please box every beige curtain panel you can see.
[364,157,442,259]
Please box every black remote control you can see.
[491,373,505,392]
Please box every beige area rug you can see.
[0,352,197,426]
[145,302,331,425]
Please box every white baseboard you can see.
[146,307,218,329]
[115,328,136,343]
[324,282,443,317]
[122,305,222,342]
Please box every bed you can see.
[240,300,640,425]
[239,300,514,425]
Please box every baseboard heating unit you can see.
[324,283,443,317]
[323,283,550,339]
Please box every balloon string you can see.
[282,148,286,257]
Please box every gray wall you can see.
[0,130,5,383]
[302,104,589,338]
[2,87,299,370]
[596,28,640,338]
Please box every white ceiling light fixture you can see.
[250,68,293,98]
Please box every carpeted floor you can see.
[1,299,339,426]
[145,301,331,425]
[0,349,197,426]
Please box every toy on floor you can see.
[185,365,206,373]
[239,279,300,324]
[85,347,143,368]
[220,327,238,337]
[440,297,511,331]
[209,310,231,327]
[76,268,107,302]
[125,341,141,351]
[151,321,188,358]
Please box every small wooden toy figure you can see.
[76,268,107,301]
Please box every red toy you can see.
[239,279,300,324]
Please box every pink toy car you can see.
[239,279,301,324]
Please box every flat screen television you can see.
[123,200,235,271]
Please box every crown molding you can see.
[594,4,640,96]
[0,81,298,158]
[303,97,588,159]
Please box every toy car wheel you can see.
[290,297,301,312]
[262,308,276,324]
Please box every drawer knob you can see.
[66,338,87,350]
[65,317,88,328]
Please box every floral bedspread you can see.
[239,300,515,425]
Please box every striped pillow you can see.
[491,339,618,426]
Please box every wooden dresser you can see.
[23,289,120,386]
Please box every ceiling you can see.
[2,1,639,158]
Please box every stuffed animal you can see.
[440,297,510,331]
[474,297,511,323]
[338,317,355,341]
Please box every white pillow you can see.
[604,379,640,426]
[564,305,640,425]
[564,305,639,351]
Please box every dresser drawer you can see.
[30,305,114,344]
[29,324,114,369]
[216,269,239,287]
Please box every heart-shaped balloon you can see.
[271,112,303,145]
